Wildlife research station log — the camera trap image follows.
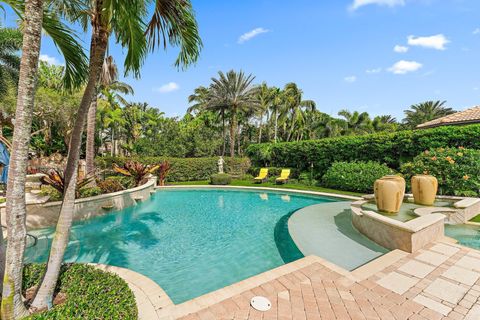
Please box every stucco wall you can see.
[351,202,445,253]
[1,177,157,230]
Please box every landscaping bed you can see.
[23,263,137,319]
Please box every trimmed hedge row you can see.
[96,156,251,182]
[246,124,480,177]
[322,161,394,193]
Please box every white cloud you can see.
[473,28,480,35]
[407,34,450,50]
[349,0,405,11]
[393,45,409,53]
[154,82,180,93]
[366,68,382,74]
[39,54,62,65]
[238,28,270,44]
[344,76,357,83]
[388,60,423,74]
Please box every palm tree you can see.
[269,87,282,143]
[86,56,132,174]
[187,86,231,155]
[0,26,22,101]
[403,100,455,128]
[337,109,371,135]
[373,115,397,132]
[0,1,87,318]
[279,83,315,142]
[208,70,260,157]
[256,82,274,143]
[31,0,202,309]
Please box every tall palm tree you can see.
[31,0,202,309]
[403,100,455,128]
[208,70,260,157]
[372,115,397,132]
[0,1,88,318]
[279,83,315,142]
[269,87,282,143]
[0,26,22,101]
[86,56,132,174]
[256,82,274,143]
[187,86,231,155]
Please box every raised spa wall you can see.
[351,195,480,253]
[0,177,157,230]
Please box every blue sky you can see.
[10,0,480,119]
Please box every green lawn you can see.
[167,180,363,197]
[470,214,480,223]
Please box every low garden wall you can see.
[350,200,445,252]
[0,177,157,230]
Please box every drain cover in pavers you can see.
[250,296,271,311]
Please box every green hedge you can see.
[24,263,137,319]
[322,161,394,193]
[96,156,251,182]
[246,124,480,177]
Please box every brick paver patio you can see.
[176,241,480,320]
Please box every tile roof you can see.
[417,105,480,129]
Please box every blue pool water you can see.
[26,188,376,303]
[445,224,480,250]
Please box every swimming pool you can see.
[26,188,384,304]
[445,224,480,250]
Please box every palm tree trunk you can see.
[85,93,98,175]
[229,110,236,157]
[1,0,44,318]
[30,13,109,310]
[258,114,263,143]
[221,109,226,156]
[274,108,278,143]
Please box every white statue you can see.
[218,156,225,174]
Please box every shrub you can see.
[113,160,159,186]
[210,173,232,185]
[78,186,102,198]
[96,156,251,182]
[24,263,137,319]
[401,147,480,196]
[322,161,394,193]
[40,185,62,201]
[97,177,125,193]
[247,124,480,177]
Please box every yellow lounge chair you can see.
[254,168,268,183]
[276,169,291,184]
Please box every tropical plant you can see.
[279,83,316,142]
[157,161,171,186]
[1,0,88,317]
[31,0,202,311]
[0,26,22,101]
[40,169,96,198]
[403,100,455,128]
[207,70,260,156]
[337,109,371,135]
[113,161,160,187]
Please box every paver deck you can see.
[171,241,480,320]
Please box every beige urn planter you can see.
[374,175,406,213]
[411,175,438,206]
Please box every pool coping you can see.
[155,185,362,201]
